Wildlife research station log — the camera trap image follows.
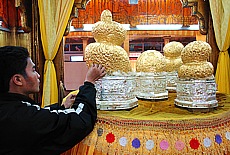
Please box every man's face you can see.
[23,58,40,94]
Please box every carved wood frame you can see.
[181,0,208,35]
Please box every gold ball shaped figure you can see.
[163,41,183,72]
[178,41,214,79]
[181,41,211,63]
[163,41,184,58]
[85,42,131,74]
[178,62,214,79]
[164,58,183,72]
[136,50,166,72]
[92,10,127,46]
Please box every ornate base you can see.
[95,75,137,110]
[166,71,178,92]
[137,91,168,100]
[174,99,218,109]
[175,77,218,109]
[136,72,168,100]
[97,97,138,110]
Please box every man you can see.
[0,46,106,155]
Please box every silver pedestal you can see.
[175,76,218,109]
[166,71,178,92]
[95,76,138,110]
[136,72,168,100]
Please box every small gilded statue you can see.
[163,41,184,91]
[175,41,217,109]
[163,41,184,73]
[84,10,131,75]
[178,41,214,79]
[135,50,168,100]
[136,50,166,73]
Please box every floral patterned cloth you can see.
[62,93,230,155]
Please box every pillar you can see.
[82,37,89,60]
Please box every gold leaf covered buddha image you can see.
[135,50,168,100]
[175,41,218,109]
[136,50,166,73]
[163,41,184,91]
[85,10,137,110]
[85,9,131,75]
[178,41,214,79]
[163,41,183,73]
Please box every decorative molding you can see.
[64,6,78,36]
[74,0,90,9]
[64,0,90,36]
[71,0,197,29]
[181,0,208,35]
[16,0,31,33]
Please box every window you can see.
[64,37,84,62]
[129,0,138,4]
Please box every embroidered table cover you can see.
[62,93,230,155]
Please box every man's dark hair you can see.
[0,46,29,93]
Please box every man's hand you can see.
[85,64,106,84]
[61,94,76,108]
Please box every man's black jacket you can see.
[0,82,97,155]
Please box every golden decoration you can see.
[85,43,131,73]
[92,10,127,46]
[178,41,214,79]
[163,41,184,72]
[136,50,166,72]
[85,10,131,74]
[181,41,211,63]
[178,62,214,79]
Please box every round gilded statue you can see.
[136,50,166,72]
[163,41,184,72]
[85,10,131,74]
[178,41,214,79]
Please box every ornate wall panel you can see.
[67,30,197,38]
[0,0,10,28]
[71,0,197,28]
[0,0,31,31]
[0,0,3,18]
[3,0,17,28]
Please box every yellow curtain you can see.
[38,0,74,107]
[209,0,230,94]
